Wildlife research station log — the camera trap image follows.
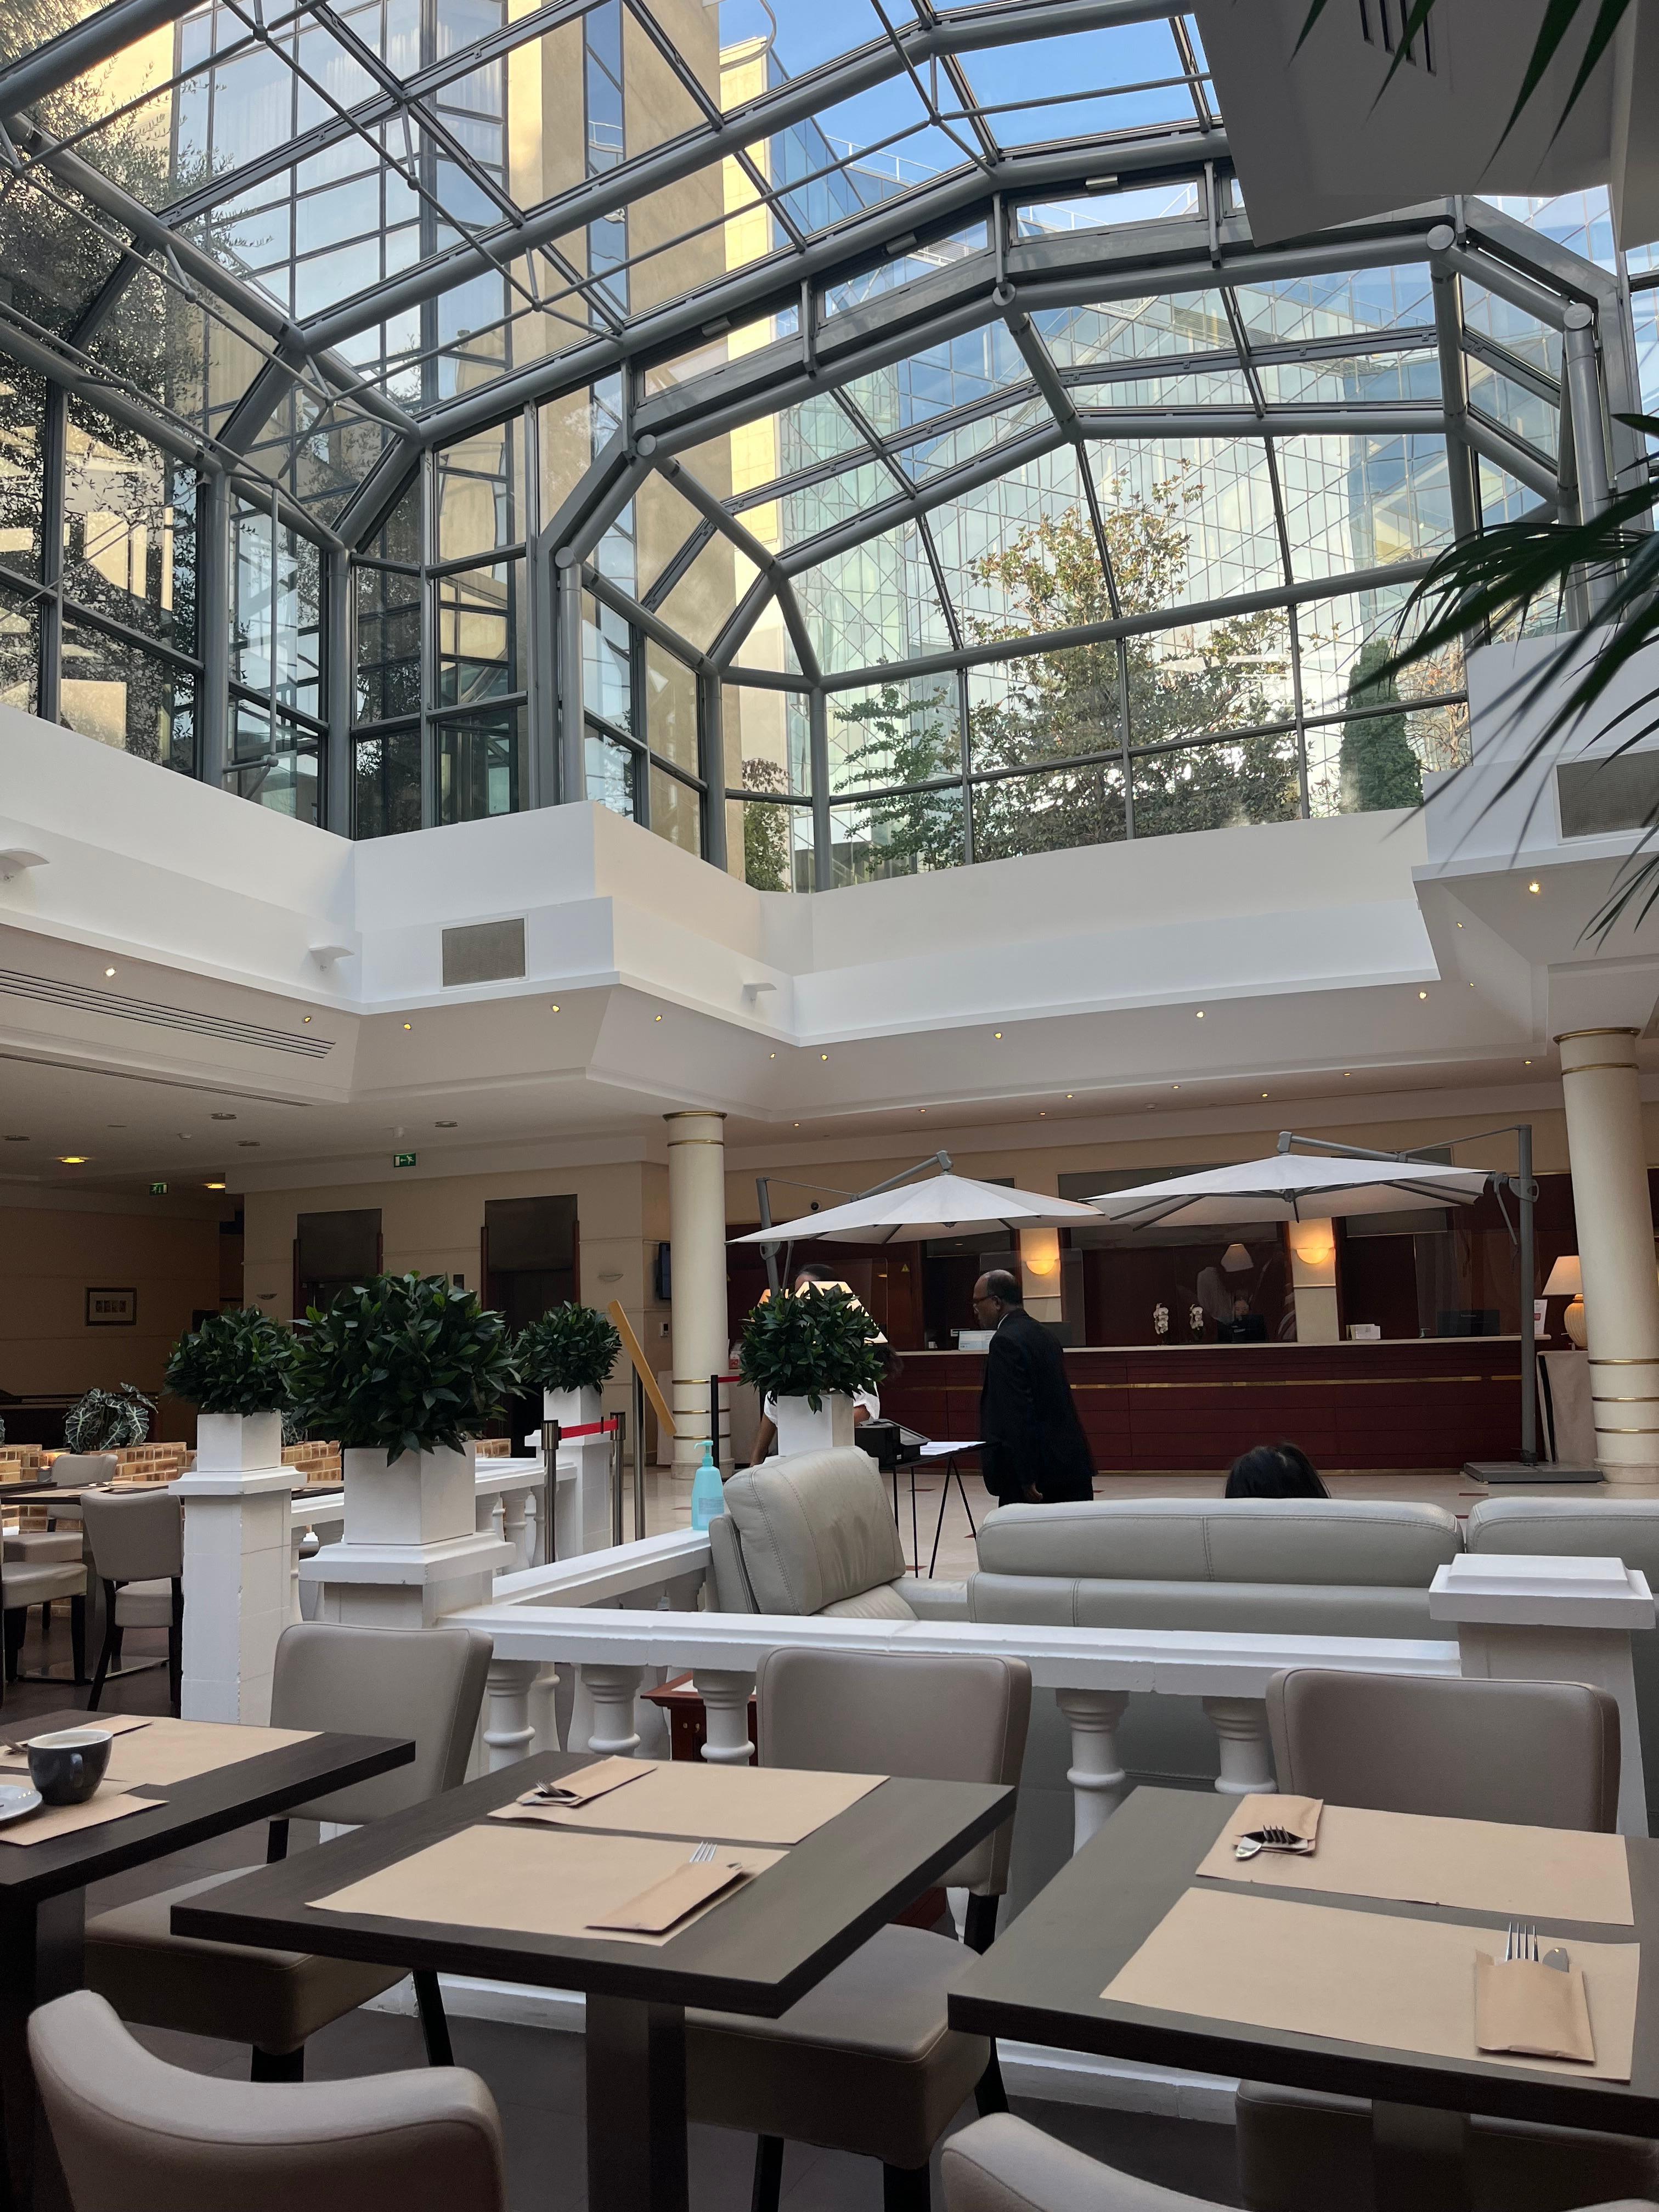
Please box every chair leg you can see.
[266,1819,290,1864]
[167,1579,183,1713]
[3,1607,25,1684]
[40,1603,50,1638]
[86,1587,119,1712]
[413,1968,454,2067]
[251,2046,304,2082]
[750,2135,785,2212]
[69,1595,86,1685]
[882,2162,932,2211]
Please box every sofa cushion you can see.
[721,1448,910,1616]
[974,1498,1462,1588]
[966,1577,1437,1638]
[819,1581,916,1621]
[1466,1497,1659,1580]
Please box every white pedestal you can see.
[303,1440,514,1628]
[177,1412,296,1724]
[772,1395,855,1457]
[1431,1553,1655,1835]
[544,1388,611,1555]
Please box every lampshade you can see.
[1221,1243,1251,1273]
[1543,1255,1582,1298]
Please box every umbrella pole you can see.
[1518,1123,1538,1465]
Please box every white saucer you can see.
[0,1782,43,1825]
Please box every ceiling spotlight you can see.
[211,1112,236,1121]
[2,1135,27,1143]
[59,1155,87,1165]
[550,1003,560,1012]
[435,1120,458,1128]
[104,967,115,978]
[204,1180,227,1191]
[403,1022,412,1031]
[1039,1110,1047,1117]
[1418,990,1428,1000]
[1525,1058,1533,1065]
[1261,1092,1268,1099]
[1528,881,1542,895]
[654,1014,663,1023]
[302,1016,312,1024]
[1195,1009,1205,1019]
[769,1052,776,1060]
[1065,1093,1073,1099]
[821,1053,828,1061]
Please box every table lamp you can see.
[1543,1254,1584,1347]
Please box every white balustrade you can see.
[692,1668,757,1764]
[583,1663,647,1758]
[483,1657,540,1771]
[1054,1688,1130,1850]
[1201,1697,1277,1796]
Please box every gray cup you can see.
[28,1728,111,1806]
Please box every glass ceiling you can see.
[0,2,1645,881]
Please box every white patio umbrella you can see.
[1086,1152,1489,1228]
[731,1171,1102,1246]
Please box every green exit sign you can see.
[392,1152,417,1169]
[148,1182,167,1195]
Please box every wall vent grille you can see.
[0,969,334,1058]
[442,918,527,988]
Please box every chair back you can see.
[48,1455,119,1491]
[719,1448,910,1617]
[29,1990,505,2212]
[79,1490,182,1585]
[756,1647,1031,1892]
[1267,1668,1621,1831]
[269,1622,493,1824]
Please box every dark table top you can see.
[0,1711,412,1909]
[173,1750,1013,2015]
[949,1786,1659,2138]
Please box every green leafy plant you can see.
[289,1273,520,1463]
[515,1304,622,1395]
[64,1385,155,1454]
[736,1286,884,1413]
[164,1307,297,1417]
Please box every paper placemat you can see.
[98,1718,319,1790]
[1104,1886,1640,2083]
[493,1759,884,1846]
[0,1713,152,1764]
[312,1824,786,1948]
[0,1792,166,1847]
[1197,1797,1634,1926]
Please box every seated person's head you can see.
[1225,1443,1328,1499]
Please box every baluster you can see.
[501,1488,533,1572]
[528,1660,561,1752]
[483,1658,539,1770]
[1203,1696,1276,1795]
[582,1663,645,1758]
[692,1668,756,1764]
[1056,1687,1131,1853]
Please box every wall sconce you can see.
[1291,1226,1336,1269]
[1022,1228,1062,1279]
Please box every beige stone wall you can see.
[0,1198,222,1438]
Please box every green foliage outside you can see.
[741,758,792,891]
[1339,638,1423,812]
[736,1285,885,1412]
[289,1273,520,1463]
[833,471,1296,875]
[516,1304,622,1395]
[164,1307,297,1417]
[64,1385,156,1454]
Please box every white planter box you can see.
[344,1442,477,1547]
[771,1394,855,1457]
[195,1410,284,1475]
[543,1385,601,1435]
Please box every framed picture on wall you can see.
[85,1288,137,1327]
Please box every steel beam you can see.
[1462,413,1564,505]
[809,688,832,891]
[1428,244,1479,545]
[196,468,231,791]
[582,563,709,672]
[699,672,727,872]
[544,431,656,563]
[1562,305,1612,520]
[324,540,354,833]
[554,555,585,805]
[0,0,205,122]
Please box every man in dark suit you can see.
[973,1268,1095,1505]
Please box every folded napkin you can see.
[1475,1955,1595,2063]
[521,1757,652,1810]
[585,1856,748,1934]
[1228,1793,1323,1857]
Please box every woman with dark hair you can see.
[1225,1442,1329,1499]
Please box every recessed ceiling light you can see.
[1039,1110,1047,1117]
[993,1031,1002,1040]
[211,1112,236,1121]
[2,1135,27,1143]
[821,1053,828,1061]
[1261,1092,1268,1099]
[103,967,115,978]
[435,1120,458,1128]
[1525,1058,1533,1065]
[1065,1093,1073,1099]
[204,1180,227,1191]
[654,1014,663,1023]
[769,1052,776,1060]
[1172,1085,1180,1091]
[550,1002,560,1012]
[237,1141,259,1148]
[1528,881,1542,894]
[1195,1009,1204,1018]
[59,1155,87,1165]
[403,1023,412,1031]
[303,1015,312,1024]
[1419,990,1428,1000]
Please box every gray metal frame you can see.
[0,0,1633,865]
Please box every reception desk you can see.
[881,1338,1523,1475]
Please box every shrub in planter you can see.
[64,1384,156,1454]
[736,1285,884,1413]
[289,1272,520,1463]
[165,1307,296,1415]
[515,1304,621,1396]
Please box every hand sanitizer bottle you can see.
[690,1439,724,1532]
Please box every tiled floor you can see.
[3,1618,1245,2210]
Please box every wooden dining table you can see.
[950,1785,1659,2212]
[172,1747,1013,2212]
[0,1710,412,2212]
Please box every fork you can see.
[691,1841,718,1864]
[1506,1921,1539,1962]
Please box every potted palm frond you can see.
[516,1303,622,1438]
[165,1307,297,1472]
[289,1273,519,1549]
[736,1285,884,1455]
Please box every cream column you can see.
[664,1110,730,1477]
[1286,1217,1340,1344]
[1556,1029,1659,1484]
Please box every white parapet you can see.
[176,1411,296,1725]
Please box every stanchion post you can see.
[539,1419,561,1565]
[632,1367,646,1541]
[610,1409,625,1548]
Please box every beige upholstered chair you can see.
[1,1560,86,1691]
[686,1646,1031,2212]
[942,2115,1659,2212]
[79,1488,183,1711]
[708,1446,934,1619]
[1239,1669,1651,2212]
[45,1454,120,1489]
[84,1621,492,2080]
[30,1990,506,2212]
